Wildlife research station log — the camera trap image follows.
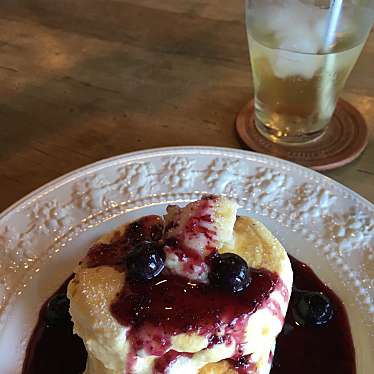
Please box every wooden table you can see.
[0,0,373,212]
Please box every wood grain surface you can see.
[0,0,373,211]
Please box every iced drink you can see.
[246,0,373,143]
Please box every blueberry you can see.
[292,289,333,327]
[126,241,165,282]
[209,253,251,293]
[45,293,71,326]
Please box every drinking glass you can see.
[246,0,373,144]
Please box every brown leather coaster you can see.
[236,99,368,171]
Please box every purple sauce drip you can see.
[110,268,278,366]
[22,277,87,374]
[270,255,356,374]
[85,215,163,269]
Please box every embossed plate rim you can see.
[1,146,372,218]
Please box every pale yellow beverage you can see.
[245,0,373,144]
[248,34,365,143]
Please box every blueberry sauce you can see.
[110,267,278,369]
[22,215,356,374]
[270,255,356,374]
[85,215,163,269]
[22,277,87,374]
[112,270,276,336]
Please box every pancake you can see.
[67,197,292,374]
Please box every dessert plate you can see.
[0,146,372,373]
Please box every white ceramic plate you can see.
[0,146,373,373]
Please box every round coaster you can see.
[236,99,368,171]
